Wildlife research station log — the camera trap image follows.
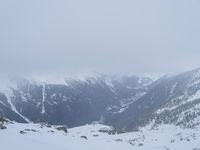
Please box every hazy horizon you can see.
[1,0,200,75]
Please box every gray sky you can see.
[0,0,200,76]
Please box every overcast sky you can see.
[0,0,200,76]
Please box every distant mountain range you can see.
[1,68,200,131]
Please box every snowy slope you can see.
[0,78,30,122]
[109,68,200,130]
[1,120,200,150]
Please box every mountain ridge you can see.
[1,68,200,131]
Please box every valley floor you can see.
[0,122,200,150]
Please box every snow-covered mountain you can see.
[111,68,200,130]
[0,74,153,128]
[2,69,200,149]
[2,68,200,131]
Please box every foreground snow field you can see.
[1,121,200,150]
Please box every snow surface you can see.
[41,82,46,114]
[1,122,200,150]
